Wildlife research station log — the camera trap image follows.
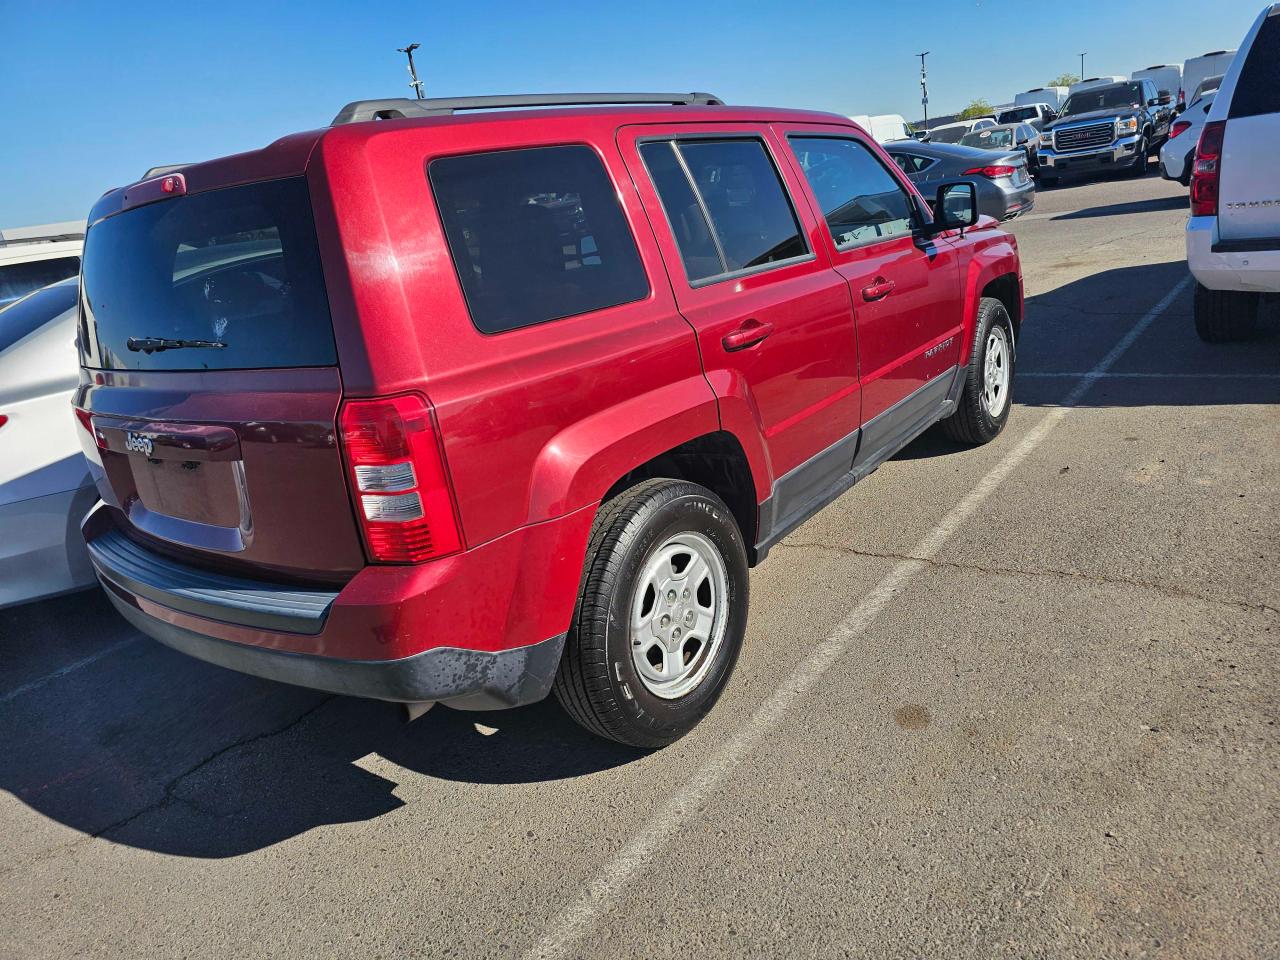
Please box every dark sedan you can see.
[883,141,1036,221]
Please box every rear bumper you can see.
[84,501,593,707]
[1187,217,1280,293]
[1039,132,1143,176]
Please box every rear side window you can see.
[0,280,77,352]
[640,138,807,284]
[80,177,335,371]
[1229,13,1280,119]
[0,256,79,309]
[789,137,916,250]
[429,146,649,334]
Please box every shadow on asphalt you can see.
[1,591,644,859]
[1051,194,1188,220]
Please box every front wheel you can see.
[942,297,1015,445]
[1130,138,1150,176]
[553,479,749,748]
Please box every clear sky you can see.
[0,0,1262,226]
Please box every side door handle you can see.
[862,277,896,301]
[722,319,774,352]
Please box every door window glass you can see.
[789,137,916,249]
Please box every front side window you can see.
[429,146,649,334]
[789,137,915,250]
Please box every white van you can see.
[1015,86,1068,110]
[1131,64,1182,99]
[1067,76,1127,97]
[848,113,914,143]
[1186,5,1279,341]
[1180,49,1236,109]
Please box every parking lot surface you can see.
[1,172,1277,959]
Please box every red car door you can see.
[774,124,963,464]
[618,123,861,540]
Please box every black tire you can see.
[1130,138,1150,176]
[1194,282,1260,342]
[942,297,1015,445]
[553,479,749,748]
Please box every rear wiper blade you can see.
[126,336,227,354]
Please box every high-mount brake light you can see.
[1190,120,1226,217]
[338,394,463,564]
[962,165,1017,178]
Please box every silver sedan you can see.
[884,141,1036,221]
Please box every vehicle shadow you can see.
[0,591,644,859]
[1051,193,1188,220]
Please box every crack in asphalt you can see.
[771,540,1280,617]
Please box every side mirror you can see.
[929,181,978,234]
[1158,91,1172,105]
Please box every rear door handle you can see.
[722,320,774,352]
[862,277,896,301]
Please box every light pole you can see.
[398,43,425,99]
[1079,52,1087,81]
[917,51,930,131]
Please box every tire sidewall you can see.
[966,300,1015,438]
[603,491,748,741]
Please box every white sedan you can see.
[0,278,97,607]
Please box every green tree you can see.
[957,99,995,120]
[1047,73,1080,88]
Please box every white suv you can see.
[1188,3,1280,341]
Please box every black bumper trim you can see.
[1212,237,1280,253]
[86,524,338,635]
[101,580,566,709]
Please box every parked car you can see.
[1188,5,1279,341]
[1015,86,1068,111]
[0,278,97,608]
[996,103,1057,131]
[1160,89,1217,186]
[1068,76,1128,97]
[1131,64,1183,103]
[1189,74,1225,105]
[1180,49,1236,110]
[0,221,83,308]
[959,123,1041,172]
[928,118,998,144]
[848,113,915,143]
[1036,79,1174,185]
[884,140,1036,220]
[73,92,1024,748]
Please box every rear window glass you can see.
[929,126,967,144]
[0,280,77,352]
[429,146,649,334]
[80,177,335,371]
[1229,14,1280,119]
[0,256,79,309]
[638,142,723,282]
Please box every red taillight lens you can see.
[963,165,1017,178]
[1190,120,1226,217]
[0,414,8,430]
[1169,120,1192,140]
[338,394,463,564]
[73,407,106,448]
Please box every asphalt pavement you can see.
[1,170,1277,960]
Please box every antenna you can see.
[398,43,425,100]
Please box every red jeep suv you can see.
[74,93,1022,748]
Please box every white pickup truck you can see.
[1188,3,1280,341]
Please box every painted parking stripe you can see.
[0,637,140,706]
[523,274,1194,960]
[1019,371,1280,379]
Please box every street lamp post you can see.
[398,43,425,100]
[1079,52,1087,81]
[917,51,930,131]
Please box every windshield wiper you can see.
[126,336,227,354]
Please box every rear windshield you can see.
[960,128,1014,149]
[998,107,1038,123]
[80,177,335,370]
[1229,13,1280,119]
[0,280,77,352]
[929,126,968,144]
[0,256,79,309]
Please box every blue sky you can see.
[0,0,1262,226]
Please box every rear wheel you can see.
[1194,282,1260,342]
[942,297,1015,445]
[553,479,749,748]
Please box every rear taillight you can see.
[1190,120,1226,217]
[73,407,106,448]
[0,414,8,430]
[963,165,1017,178]
[1169,120,1192,140]
[338,394,463,564]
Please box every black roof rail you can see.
[331,92,724,126]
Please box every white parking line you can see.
[0,637,140,706]
[523,274,1194,960]
[1020,371,1280,379]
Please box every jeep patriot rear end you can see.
[75,93,1023,747]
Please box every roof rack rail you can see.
[331,92,724,126]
